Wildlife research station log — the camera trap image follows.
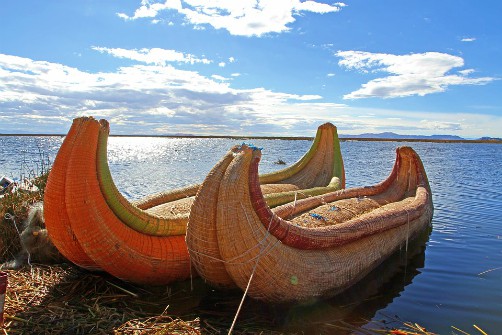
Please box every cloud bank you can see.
[92,46,212,65]
[336,51,495,99]
[1,52,501,137]
[117,0,346,36]
[0,53,333,135]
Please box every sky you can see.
[1,1,501,138]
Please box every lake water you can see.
[1,135,501,333]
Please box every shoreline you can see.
[1,133,501,143]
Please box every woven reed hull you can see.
[44,118,100,270]
[44,118,191,284]
[44,117,192,274]
[45,117,344,285]
[186,124,346,288]
[273,226,430,328]
[258,122,345,189]
[188,145,433,302]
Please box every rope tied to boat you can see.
[186,212,282,266]
[2,213,34,270]
[228,202,281,335]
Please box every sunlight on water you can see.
[107,137,177,163]
[106,136,314,200]
[0,136,63,181]
[1,136,501,333]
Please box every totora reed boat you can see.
[44,117,345,285]
[186,145,433,302]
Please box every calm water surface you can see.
[1,136,501,333]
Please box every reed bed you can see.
[0,146,50,263]
[1,264,202,334]
[325,314,489,335]
[0,172,48,263]
[0,263,291,334]
[1,263,488,335]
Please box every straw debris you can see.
[1,264,202,334]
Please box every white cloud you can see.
[117,0,182,20]
[327,73,335,77]
[210,74,228,81]
[148,106,176,116]
[218,61,226,67]
[92,46,211,65]
[1,53,501,138]
[419,119,462,131]
[336,51,495,99]
[0,53,325,135]
[116,13,129,20]
[118,0,346,37]
[228,57,235,63]
[458,69,475,76]
[317,107,502,138]
[461,37,476,42]
[295,1,346,13]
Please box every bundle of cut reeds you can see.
[44,117,345,285]
[187,145,433,302]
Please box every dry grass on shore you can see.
[3,263,487,335]
[1,263,437,335]
[0,173,49,263]
[1,264,202,334]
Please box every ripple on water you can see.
[1,137,501,333]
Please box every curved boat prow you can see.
[44,118,100,270]
[186,123,346,289]
[259,122,345,189]
[45,117,193,284]
[45,117,346,285]
[257,123,345,207]
[188,145,433,302]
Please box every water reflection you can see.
[157,225,432,334]
[2,136,501,332]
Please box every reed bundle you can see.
[187,145,433,302]
[44,117,344,285]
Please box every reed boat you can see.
[186,145,433,302]
[44,117,345,285]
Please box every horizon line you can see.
[0,133,501,144]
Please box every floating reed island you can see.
[187,145,433,302]
[43,117,345,285]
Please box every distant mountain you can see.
[479,136,502,141]
[340,132,466,140]
[172,133,195,137]
[115,132,500,141]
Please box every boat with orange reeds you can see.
[186,145,433,302]
[44,117,345,285]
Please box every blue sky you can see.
[1,1,501,138]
